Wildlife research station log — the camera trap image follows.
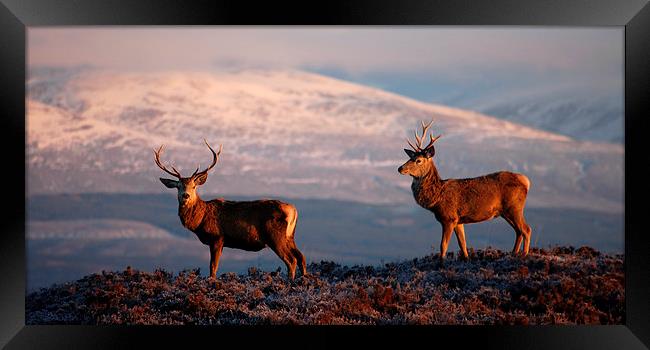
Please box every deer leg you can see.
[284,250,298,280]
[209,239,224,279]
[518,217,533,257]
[290,241,307,277]
[503,210,531,257]
[439,222,455,262]
[502,214,523,256]
[454,224,469,261]
[271,244,297,280]
[512,234,523,256]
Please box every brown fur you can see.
[399,135,532,261]
[175,194,307,279]
[156,144,306,280]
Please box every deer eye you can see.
[416,159,423,164]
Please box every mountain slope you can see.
[26,68,623,212]
[454,85,623,143]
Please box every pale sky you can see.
[29,27,622,73]
[28,27,623,106]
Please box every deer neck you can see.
[412,164,443,209]
[178,196,208,232]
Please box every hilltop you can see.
[26,246,624,325]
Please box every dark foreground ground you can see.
[26,246,624,325]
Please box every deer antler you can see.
[407,119,442,152]
[154,145,182,179]
[191,139,222,178]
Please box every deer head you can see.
[398,120,442,178]
[154,140,222,206]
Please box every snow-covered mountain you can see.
[26,67,623,213]
[446,85,623,143]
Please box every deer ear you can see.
[404,149,416,159]
[424,146,436,158]
[194,172,208,185]
[160,178,179,188]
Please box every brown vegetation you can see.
[26,246,623,325]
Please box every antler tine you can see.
[193,139,222,177]
[418,119,435,148]
[153,144,182,178]
[413,130,422,149]
[419,120,434,148]
[421,119,433,138]
[406,138,419,152]
[423,133,442,151]
[406,119,439,152]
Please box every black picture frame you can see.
[1,0,648,348]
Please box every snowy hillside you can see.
[26,67,623,212]
[451,86,623,143]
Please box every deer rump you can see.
[429,171,530,224]
[201,199,297,251]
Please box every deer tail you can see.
[516,174,531,192]
[280,204,298,239]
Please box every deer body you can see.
[399,121,532,261]
[155,141,306,280]
[413,171,530,223]
[179,197,297,251]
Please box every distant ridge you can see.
[27,67,622,212]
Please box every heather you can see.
[26,246,623,325]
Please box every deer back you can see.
[422,172,530,223]
[200,199,294,249]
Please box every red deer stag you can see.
[398,120,532,262]
[154,140,307,280]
